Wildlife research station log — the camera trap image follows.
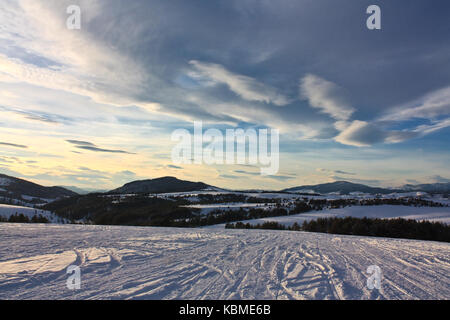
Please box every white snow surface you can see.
[0,223,448,300]
[184,202,277,214]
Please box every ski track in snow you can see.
[0,223,448,300]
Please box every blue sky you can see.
[0,0,449,190]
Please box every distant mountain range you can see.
[0,174,77,204]
[58,186,108,195]
[402,183,450,193]
[0,173,449,207]
[282,181,396,195]
[110,176,213,194]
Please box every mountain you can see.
[282,181,397,195]
[110,176,212,194]
[402,182,450,194]
[58,186,108,195]
[0,174,78,204]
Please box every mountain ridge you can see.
[282,180,450,195]
[0,173,78,203]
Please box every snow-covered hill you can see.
[0,204,67,223]
[0,223,448,299]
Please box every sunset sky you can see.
[0,0,449,191]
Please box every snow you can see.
[20,195,55,203]
[0,204,66,223]
[184,202,277,214]
[206,205,450,229]
[0,223,448,300]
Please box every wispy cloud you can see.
[300,74,354,121]
[66,140,135,154]
[380,86,450,122]
[66,140,96,147]
[190,60,290,106]
[75,146,134,154]
[0,141,28,149]
[167,164,183,169]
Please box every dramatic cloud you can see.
[0,0,449,188]
[300,74,354,121]
[189,60,290,106]
[334,120,418,147]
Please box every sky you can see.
[0,0,449,191]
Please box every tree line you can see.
[225,217,450,242]
[0,213,49,223]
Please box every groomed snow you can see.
[0,223,448,300]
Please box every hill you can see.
[0,174,77,205]
[110,176,212,194]
[282,181,397,195]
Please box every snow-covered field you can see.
[0,204,65,223]
[184,202,278,214]
[0,223,448,300]
[206,205,450,229]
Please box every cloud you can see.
[66,140,134,154]
[234,170,259,176]
[300,74,354,121]
[66,140,96,146]
[167,164,183,169]
[0,1,148,107]
[381,86,450,121]
[75,146,134,154]
[265,175,296,181]
[334,170,356,176]
[220,174,240,179]
[334,120,419,147]
[189,60,290,106]
[0,141,28,149]
[0,105,60,124]
[316,168,356,176]
[412,118,450,136]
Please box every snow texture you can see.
[0,223,448,300]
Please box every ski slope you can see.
[0,223,448,300]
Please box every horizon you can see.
[0,0,449,190]
[2,172,448,193]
